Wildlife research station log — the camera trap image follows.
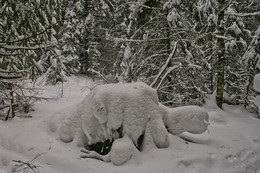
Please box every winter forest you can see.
[1,0,260,173]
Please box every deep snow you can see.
[1,76,260,173]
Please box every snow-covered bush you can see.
[51,82,209,165]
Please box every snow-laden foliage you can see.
[0,0,63,117]
[160,0,259,108]
[1,0,258,111]
[57,0,116,76]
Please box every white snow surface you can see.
[160,104,209,135]
[110,135,138,166]
[1,76,260,173]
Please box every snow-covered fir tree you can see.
[160,0,259,108]
[0,0,63,117]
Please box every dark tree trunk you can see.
[216,0,225,109]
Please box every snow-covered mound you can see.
[54,82,170,152]
[50,82,211,165]
[80,82,168,147]
[0,77,260,173]
[109,135,138,165]
[160,104,209,135]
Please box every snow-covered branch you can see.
[131,50,168,77]
[226,11,260,17]
[0,73,23,79]
[0,14,83,45]
[0,52,22,56]
[114,37,169,43]
[88,69,108,83]
[0,42,57,50]
[156,65,181,90]
[150,40,179,88]
[215,35,234,41]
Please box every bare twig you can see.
[12,152,47,173]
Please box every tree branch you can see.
[226,11,260,17]
[0,42,57,50]
[156,65,181,90]
[0,52,22,56]
[0,14,85,46]
[0,73,23,79]
[150,40,179,88]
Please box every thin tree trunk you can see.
[5,83,15,120]
[216,0,225,109]
[165,9,173,105]
[80,0,93,79]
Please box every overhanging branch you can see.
[226,11,260,17]
[0,73,23,79]
[0,42,57,50]
[150,40,179,89]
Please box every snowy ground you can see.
[1,76,260,173]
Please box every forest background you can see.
[0,0,259,119]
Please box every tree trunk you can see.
[165,9,173,106]
[80,0,94,79]
[216,0,225,109]
[5,83,15,120]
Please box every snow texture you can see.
[160,104,209,135]
[55,82,170,152]
[1,76,260,173]
[50,82,172,165]
[53,82,213,165]
[80,82,165,146]
[110,135,138,165]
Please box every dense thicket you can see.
[0,0,259,118]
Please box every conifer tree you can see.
[0,0,63,118]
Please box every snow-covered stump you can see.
[52,82,210,165]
